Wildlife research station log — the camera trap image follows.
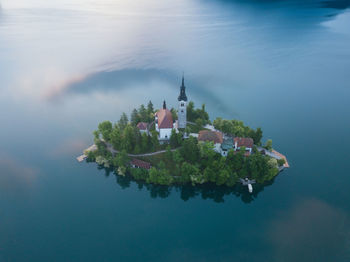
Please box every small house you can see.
[198,130,223,153]
[130,158,151,170]
[234,137,254,155]
[137,122,148,134]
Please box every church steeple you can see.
[177,73,188,129]
[178,74,188,102]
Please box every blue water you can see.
[1,0,350,261]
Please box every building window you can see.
[181,110,183,113]
[181,103,184,107]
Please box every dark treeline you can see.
[96,166,278,203]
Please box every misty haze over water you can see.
[1,1,350,261]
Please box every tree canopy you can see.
[213,117,263,145]
[89,101,279,188]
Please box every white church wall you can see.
[159,128,172,140]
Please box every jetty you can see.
[272,149,289,168]
[240,178,256,193]
[76,144,97,162]
[258,147,289,169]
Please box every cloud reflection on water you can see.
[45,68,234,115]
[268,198,350,261]
[2,0,349,106]
[0,152,39,196]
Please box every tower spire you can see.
[178,73,188,102]
[182,72,184,87]
[163,100,166,109]
[177,73,187,129]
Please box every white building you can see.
[155,101,176,141]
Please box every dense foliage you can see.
[186,102,210,127]
[213,117,263,145]
[88,101,280,187]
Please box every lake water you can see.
[1,0,350,261]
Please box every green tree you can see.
[130,168,149,181]
[157,168,174,185]
[187,101,195,121]
[195,118,204,130]
[150,130,159,151]
[204,167,216,183]
[147,167,159,184]
[226,172,238,187]
[198,141,216,168]
[116,150,129,167]
[138,104,148,122]
[195,104,209,124]
[170,108,178,121]
[147,100,154,113]
[86,150,96,162]
[131,108,140,126]
[251,127,263,145]
[147,101,154,122]
[264,139,273,150]
[267,158,278,169]
[180,162,199,183]
[93,130,100,143]
[172,150,184,165]
[121,124,135,152]
[147,162,174,185]
[277,158,285,167]
[221,120,233,134]
[118,113,129,130]
[110,127,122,149]
[170,129,182,148]
[213,117,223,131]
[140,132,149,152]
[180,136,199,164]
[227,148,244,172]
[216,169,230,186]
[98,121,113,141]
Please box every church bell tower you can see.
[177,74,188,129]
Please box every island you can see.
[79,75,289,192]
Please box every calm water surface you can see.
[1,0,350,261]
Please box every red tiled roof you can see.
[234,137,254,148]
[155,109,173,129]
[137,122,148,130]
[130,158,151,169]
[198,130,223,144]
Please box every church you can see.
[155,75,188,141]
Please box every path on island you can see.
[77,142,179,162]
[105,142,179,157]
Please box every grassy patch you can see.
[139,152,180,176]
